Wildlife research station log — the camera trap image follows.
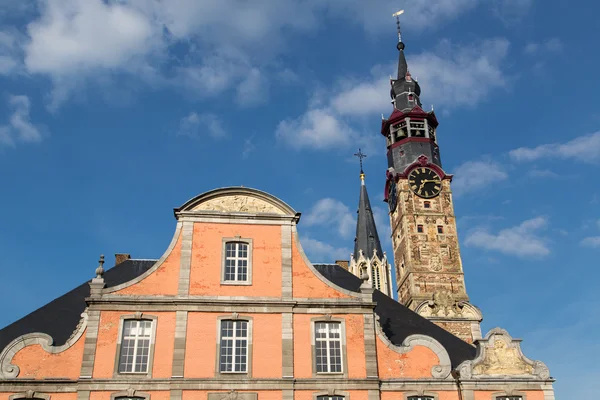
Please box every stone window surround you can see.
[404,394,437,400]
[402,391,438,400]
[215,314,254,378]
[9,392,50,400]
[494,392,526,400]
[313,391,350,400]
[310,316,348,378]
[113,313,158,379]
[110,390,151,400]
[221,237,254,286]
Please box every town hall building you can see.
[0,20,555,400]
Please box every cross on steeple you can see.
[392,9,404,43]
[354,148,367,174]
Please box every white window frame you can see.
[219,319,250,373]
[313,320,346,375]
[118,320,153,373]
[221,238,253,285]
[113,314,157,378]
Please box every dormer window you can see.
[408,94,414,101]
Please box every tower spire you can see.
[353,162,383,261]
[389,10,422,111]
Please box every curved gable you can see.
[176,187,299,218]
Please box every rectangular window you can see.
[315,322,342,373]
[408,397,434,400]
[118,320,152,373]
[437,225,444,234]
[496,397,522,400]
[220,320,248,373]
[224,242,249,282]
[417,224,424,233]
[423,201,431,209]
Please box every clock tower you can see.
[382,22,483,343]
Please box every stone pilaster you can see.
[363,313,378,378]
[171,311,188,377]
[282,312,294,378]
[178,221,194,296]
[79,309,101,378]
[281,224,293,299]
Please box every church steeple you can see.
[381,13,441,175]
[354,171,384,261]
[349,149,392,297]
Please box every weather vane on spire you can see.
[392,9,404,44]
[354,148,367,175]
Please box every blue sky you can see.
[0,0,598,396]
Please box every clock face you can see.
[408,167,442,198]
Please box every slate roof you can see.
[354,178,384,261]
[0,259,156,352]
[0,258,474,369]
[313,263,476,368]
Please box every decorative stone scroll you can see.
[457,328,550,380]
[415,290,482,320]
[0,310,88,379]
[192,195,285,214]
[375,314,452,380]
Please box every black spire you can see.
[353,166,384,261]
[390,11,422,111]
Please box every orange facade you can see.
[0,188,553,400]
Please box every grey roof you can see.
[0,259,156,352]
[313,264,476,368]
[353,177,384,260]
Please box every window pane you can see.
[220,320,248,373]
[118,319,152,373]
[314,321,342,373]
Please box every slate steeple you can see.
[353,172,384,261]
[349,149,392,297]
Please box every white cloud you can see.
[177,112,226,139]
[581,237,600,248]
[303,198,356,239]
[0,95,44,147]
[278,38,510,151]
[276,108,355,150]
[509,132,600,164]
[25,0,158,74]
[409,38,510,108]
[322,0,479,35]
[465,216,551,258]
[524,38,563,55]
[492,0,533,24]
[242,136,255,159]
[0,30,23,75]
[451,159,508,196]
[527,168,560,178]
[299,236,352,262]
[6,0,495,109]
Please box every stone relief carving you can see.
[430,256,442,271]
[192,195,285,214]
[457,328,550,380]
[416,291,482,320]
